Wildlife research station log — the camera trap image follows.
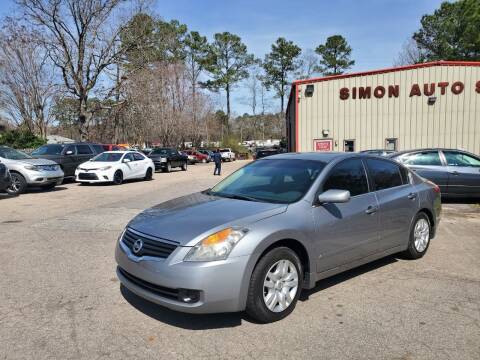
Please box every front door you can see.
[312,158,380,273]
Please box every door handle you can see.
[408,192,417,200]
[449,171,459,175]
[365,205,378,214]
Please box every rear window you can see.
[397,151,442,166]
[366,159,403,191]
[76,144,93,155]
[443,151,480,167]
[133,153,145,161]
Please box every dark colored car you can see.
[0,162,11,192]
[360,149,396,157]
[31,143,104,178]
[147,148,188,172]
[390,148,480,198]
[255,148,281,160]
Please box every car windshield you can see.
[0,146,32,160]
[91,152,123,162]
[209,159,326,204]
[32,145,64,155]
[150,148,171,155]
[220,149,229,152]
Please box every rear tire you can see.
[404,212,431,259]
[144,168,153,181]
[246,247,303,323]
[113,170,123,185]
[6,172,27,195]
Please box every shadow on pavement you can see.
[441,198,480,204]
[120,285,244,329]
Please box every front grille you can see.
[122,228,178,259]
[118,267,179,300]
[78,172,98,180]
[38,165,59,171]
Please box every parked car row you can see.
[0,143,230,196]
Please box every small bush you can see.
[0,129,46,149]
[221,135,248,154]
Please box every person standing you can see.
[213,148,222,175]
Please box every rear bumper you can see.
[115,239,250,314]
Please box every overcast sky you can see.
[0,0,445,115]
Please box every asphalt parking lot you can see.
[0,160,479,360]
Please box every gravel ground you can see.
[0,160,479,360]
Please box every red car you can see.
[184,150,210,163]
[102,144,127,151]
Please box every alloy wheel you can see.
[263,259,299,312]
[413,218,430,252]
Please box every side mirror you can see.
[317,189,351,204]
[65,150,74,155]
[123,158,131,163]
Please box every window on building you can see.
[443,151,480,167]
[397,151,442,166]
[322,159,369,197]
[366,159,403,191]
[344,140,355,152]
[385,138,398,151]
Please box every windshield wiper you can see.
[209,191,262,202]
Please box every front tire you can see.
[181,162,187,171]
[404,212,431,259]
[165,162,172,173]
[113,170,123,185]
[6,172,27,195]
[246,247,303,323]
[144,168,153,181]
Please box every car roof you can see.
[389,148,477,157]
[266,152,363,163]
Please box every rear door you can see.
[75,144,95,166]
[395,150,448,193]
[441,150,480,197]
[365,158,418,251]
[312,158,380,272]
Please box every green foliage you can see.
[203,32,255,117]
[262,37,301,112]
[413,0,480,61]
[120,13,188,68]
[184,31,210,86]
[315,35,355,75]
[0,129,46,149]
[221,135,248,154]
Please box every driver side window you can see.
[322,159,369,197]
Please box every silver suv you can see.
[0,146,64,195]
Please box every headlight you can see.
[184,227,248,262]
[24,165,40,171]
[160,158,167,163]
[99,166,112,171]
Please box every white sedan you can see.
[75,151,154,185]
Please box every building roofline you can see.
[285,60,480,116]
[291,60,480,86]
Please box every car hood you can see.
[148,154,166,159]
[79,161,116,169]
[128,192,287,246]
[10,158,59,166]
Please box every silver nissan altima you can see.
[116,152,441,323]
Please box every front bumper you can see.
[24,169,64,185]
[75,169,113,182]
[115,239,250,314]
